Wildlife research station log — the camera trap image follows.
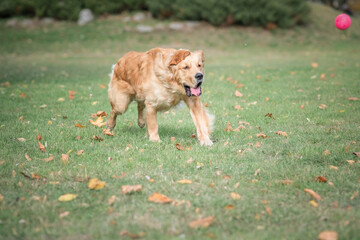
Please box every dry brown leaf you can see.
[121,185,142,195]
[16,138,26,142]
[88,178,106,190]
[346,160,355,165]
[177,179,192,184]
[57,97,65,102]
[148,193,172,203]
[257,133,268,138]
[304,188,321,201]
[96,111,108,117]
[265,207,272,215]
[0,81,10,87]
[91,136,104,142]
[103,128,114,136]
[235,90,243,97]
[68,90,77,100]
[311,62,318,68]
[224,205,234,210]
[38,141,46,152]
[25,153,31,161]
[318,231,338,240]
[188,216,214,228]
[236,83,244,88]
[300,104,305,109]
[19,92,26,98]
[58,193,77,202]
[36,134,42,140]
[43,156,55,162]
[225,122,233,131]
[316,176,327,183]
[61,154,69,165]
[348,97,358,101]
[89,117,106,128]
[230,192,241,200]
[319,104,328,110]
[323,150,330,156]
[329,165,338,170]
[119,230,145,239]
[75,123,85,128]
[264,113,274,119]
[76,150,84,156]
[275,131,288,137]
[99,84,106,89]
[31,173,40,179]
[234,105,242,110]
[255,142,261,148]
[108,195,116,205]
[39,104,47,109]
[175,143,184,151]
[353,152,360,157]
[254,168,261,176]
[59,211,70,218]
[350,191,358,201]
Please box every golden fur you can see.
[107,48,213,146]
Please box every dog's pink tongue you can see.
[190,87,201,96]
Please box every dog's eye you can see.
[184,66,189,70]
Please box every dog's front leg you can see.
[184,97,213,146]
[145,104,161,142]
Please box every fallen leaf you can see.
[311,62,318,68]
[348,97,358,101]
[103,128,114,136]
[224,205,234,210]
[57,98,65,102]
[319,104,328,110]
[0,193,4,201]
[68,90,77,100]
[121,185,142,194]
[309,200,318,207]
[76,150,84,156]
[186,158,194,164]
[230,192,241,200]
[234,105,242,110]
[61,154,69,165]
[88,178,106,190]
[148,193,172,203]
[254,168,261,177]
[36,134,42,140]
[353,152,360,157]
[120,230,145,239]
[31,173,40,179]
[265,207,272,215]
[304,188,321,201]
[346,160,354,165]
[236,83,244,88]
[89,117,106,128]
[75,123,85,128]
[323,150,330,156]
[97,111,107,117]
[0,81,10,87]
[188,216,214,228]
[24,153,31,161]
[318,231,338,240]
[235,90,243,97]
[300,104,305,109]
[39,104,47,109]
[108,195,116,205]
[316,176,327,183]
[257,133,268,138]
[350,191,358,201]
[16,138,26,142]
[255,142,261,148]
[275,131,287,137]
[19,93,26,98]
[43,156,55,162]
[175,143,184,151]
[329,165,338,170]
[75,135,81,140]
[264,113,274,119]
[177,179,192,184]
[38,141,46,152]
[59,211,70,218]
[99,84,106,89]
[58,193,77,202]
[225,122,233,131]
[91,136,104,142]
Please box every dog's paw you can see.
[200,139,213,146]
[149,136,162,143]
[138,120,145,128]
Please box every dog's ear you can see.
[195,50,205,63]
[169,49,191,66]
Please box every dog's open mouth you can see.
[184,83,202,97]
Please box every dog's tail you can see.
[109,64,116,79]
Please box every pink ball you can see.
[335,14,351,30]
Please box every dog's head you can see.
[168,49,205,97]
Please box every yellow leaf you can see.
[58,193,77,202]
[318,231,338,240]
[188,216,214,228]
[304,188,321,201]
[230,192,241,200]
[224,204,234,210]
[89,117,106,128]
[61,154,69,165]
[57,98,65,102]
[176,179,192,184]
[88,178,106,190]
[309,200,318,207]
[148,193,172,203]
[329,165,338,170]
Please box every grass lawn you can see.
[0,3,359,240]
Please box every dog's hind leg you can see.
[137,101,146,128]
[107,81,134,130]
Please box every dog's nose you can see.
[195,73,203,81]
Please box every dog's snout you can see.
[195,73,203,81]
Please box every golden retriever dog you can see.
[106,48,214,146]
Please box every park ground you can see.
[0,3,359,240]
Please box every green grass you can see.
[1,3,360,240]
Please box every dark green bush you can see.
[0,0,309,28]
